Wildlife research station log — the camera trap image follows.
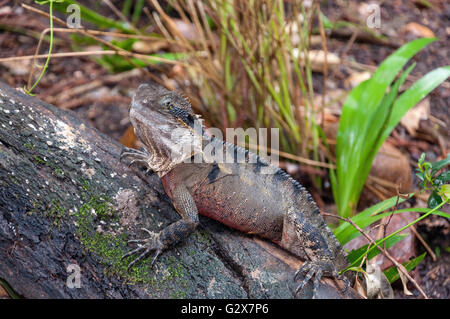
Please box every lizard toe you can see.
[294,261,329,298]
[295,266,315,295]
[293,261,311,282]
[122,229,165,270]
[119,146,149,162]
[294,260,350,298]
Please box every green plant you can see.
[25,0,64,95]
[416,153,450,208]
[331,37,450,218]
[333,155,450,285]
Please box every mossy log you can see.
[0,82,359,299]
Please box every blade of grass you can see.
[131,0,145,26]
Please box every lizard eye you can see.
[161,97,173,109]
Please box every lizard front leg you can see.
[122,183,199,269]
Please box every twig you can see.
[382,193,401,250]
[0,50,181,65]
[341,29,358,58]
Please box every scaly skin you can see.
[121,83,350,298]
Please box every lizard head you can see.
[129,83,203,175]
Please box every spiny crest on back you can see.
[273,166,310,195]
[221,141,311,198]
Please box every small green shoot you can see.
[25,0,64,95]
[416,153,450,208]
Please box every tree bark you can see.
[0,81,360,299]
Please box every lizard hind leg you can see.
[293,257,350,298]
[281,209,343,298]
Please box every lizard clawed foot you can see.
[122,228,165,270]
[120,146,152,173]
[293,261,350,298]
[294,261,323,299]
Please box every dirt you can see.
[0,0,448,299]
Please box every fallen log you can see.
[0,81,359,299]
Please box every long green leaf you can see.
[378,65,450,149]
[335,38,438,217]
[349,63,416,208]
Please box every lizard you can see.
[120,83,351,298]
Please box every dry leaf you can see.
[344,71,372,88]
[370,142,413,193]
[365,260,394,299]
[354,275,368,299]
[132,40,168,54]
[0,59,31,76]
[398,264,414,296]
[405,22,436,38]
[120,125,138,149]
[292,50,341,72]
[400,98,430,136]
[0,283,9,298]
[0,6,12,15]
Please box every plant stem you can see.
[25,0,55,95]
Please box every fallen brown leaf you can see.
[132,40,169,54]
[404,22,436,38]
[400,98,430,136]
